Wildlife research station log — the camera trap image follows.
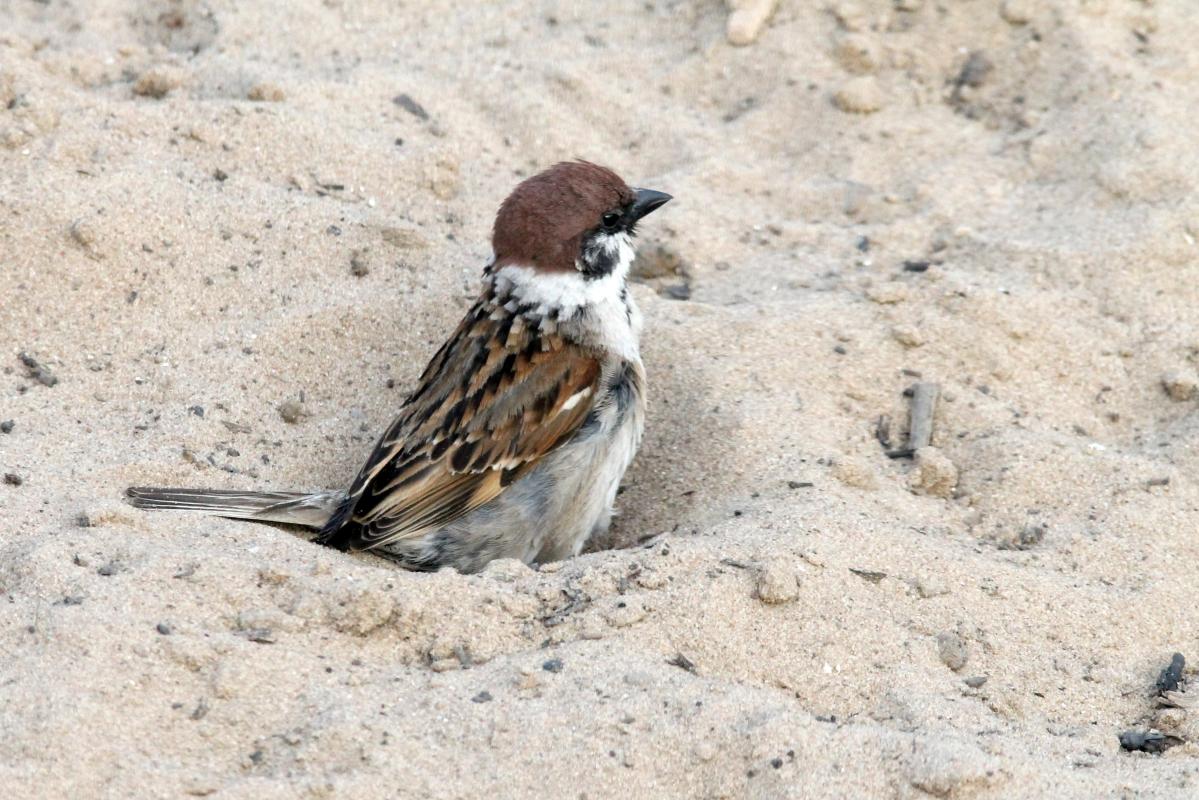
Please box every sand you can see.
[3,0,1199,797]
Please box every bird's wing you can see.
[318,299,602,551]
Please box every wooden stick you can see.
[908,382,940,450]
[886,381,940,458]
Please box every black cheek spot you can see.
[579,230,619,279]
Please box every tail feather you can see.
[126,487,345,528]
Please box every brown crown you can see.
[492,161,635,272]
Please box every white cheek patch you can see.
[487,233,641,362]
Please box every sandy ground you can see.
[3,0,1199,797]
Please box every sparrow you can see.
[127,161,672,573]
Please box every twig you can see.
[887,381,940,458]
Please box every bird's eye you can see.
[601,211,622,230]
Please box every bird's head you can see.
[491,161,671,281]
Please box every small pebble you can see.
[350,249,371,277]
[133,66,185,99]
[661,283,692,301]
[471,690,493,703]
[542,658,564,673]
[1161,369,1197,402]
[833,76,883,114]
[756,560,801,604]
[393,93,429,120]
[19,352,58,386]
[892,324,925,348]
[242,628,276,644]
[913,574,949,598]
[999,0,1034,24]
[156,622,173,635]
[1156,653,1186,694]
[865,281,908,304]
[278,399,306,423]
[832,457,877,490]
[956,52,992,89]
[3,473,22,486]
[606,599,648,628]
[833,33,881,75]
[909,447,958,499]
[830,0,868,31]
[963,675,988,688]
[0,420,13,433]
[247,82,286,102]
[936,631,969,671]
[1119,730,1181,754]
[630,243,685,280]
[725,0,779,46]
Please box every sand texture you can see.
[3,0,1199,797]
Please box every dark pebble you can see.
[1119,730,1181,754]
[392,93,429,120]
[849,568,887,584]
[156,622,173,635]
[4,473,22,486]
[542,658,564,673]
[471,691,493,703]
[666,652,697,673]
[19,352,57,386]
[902,260,931,272]
[956,51,992,88]
[833,345,847,354]
[188,405,205,418]
[213,168,228,181]
[661,283,691,301]
[787,480,814,489]
[1156,652,1186,694]
[963,675,988,688]
[97,562,120,576]
[0,420,13,433]
[350,250,370,277]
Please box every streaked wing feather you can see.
[326,299,601,551]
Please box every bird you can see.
[127,161,672,573]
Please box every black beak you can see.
[630,188,672,221]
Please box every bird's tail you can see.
[125,487,345,529]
